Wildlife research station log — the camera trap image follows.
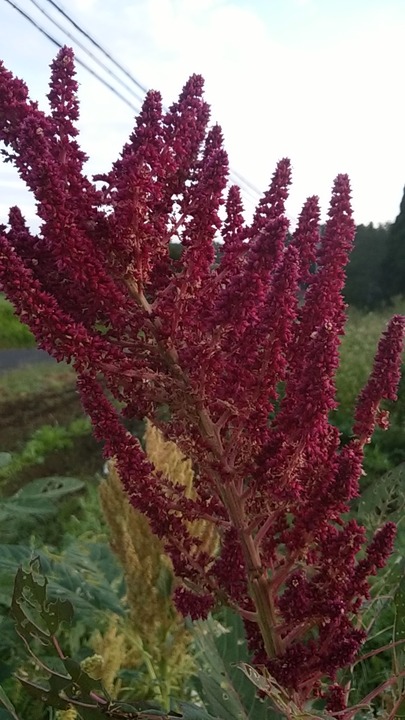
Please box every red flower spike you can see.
[219,184,246,277]
[290,194,320,284]
[0,49,404,714]
[354,315,405,444]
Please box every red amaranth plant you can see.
[1,48,404,716]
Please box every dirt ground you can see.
[0,385,82,450]
[0,377,105,495]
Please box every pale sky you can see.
[1,0,405,230]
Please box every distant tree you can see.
[344,223,390,309]
[380,186,405,302]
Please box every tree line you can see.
[342,185,405,309]
[168,184,405,310]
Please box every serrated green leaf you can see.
[212,609,280,718]
[356,462,405,531]
[191,619,248,720]
[11,558,74,650]
[16,677,66,710]
[62,658,104,697]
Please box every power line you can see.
[229,169,263,197]
[6,0,267,212]
[4,0,141,113]
[28,0,145,106]
[41,0,264,203]
[44,0,149,96]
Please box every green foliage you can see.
[393,574,405,717]
[335,301,405,483]
[0,475,84,543]
[6,560,218,720]
[0,685,21,720]
[191,608,279,719]
[0,541,125,619]
[0,296,35,349]
[381,187,405,303]
[0,419,91,486]
[0,361,75,402]
[340,463,405,710]
[0,539,125,718]
[0,463,122,719]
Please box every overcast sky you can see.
[1,0,405,230]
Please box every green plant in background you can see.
[0,361,75,402]
[0,558,221,720]
[0,419,91,487]
[0,295,36,349]
[96,423,212,709]
[0,473,114,720]
[97,468,194,709]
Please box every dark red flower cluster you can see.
[1,48,404,710]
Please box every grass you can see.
[0,360,75,401]
[0,295,36,349]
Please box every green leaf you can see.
[0,686,20,720]
[14,475,84,501]
[0,476,84,522]
[0,542,124,616]
[176,700,221,719]
[16,677,66,711]
[191,609,277,720]
[11,558,74,647]
[0,454,12,470]
[356,462,405,531]
[394,570,405,717]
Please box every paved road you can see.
[0,348,56,373]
